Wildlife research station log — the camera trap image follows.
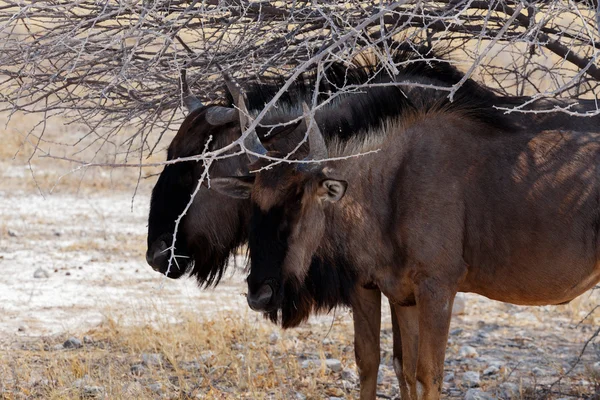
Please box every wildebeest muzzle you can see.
[246,280,280,312]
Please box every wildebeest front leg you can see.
[415,281,456,400]
[391,303,419,399]
[352,285,381,400]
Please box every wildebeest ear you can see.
[209,176,255,199]
[318,179,347,203]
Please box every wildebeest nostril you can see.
[146,240,168,271]
[247,284,274,311]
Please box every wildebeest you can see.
[210,65,600,398]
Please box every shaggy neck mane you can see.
[235,49,516,146]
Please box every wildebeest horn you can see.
[223,71,266,162]
[180,69,203,112]
[205,106,238,126]
[302,102,328,161]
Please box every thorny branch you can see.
[0,0,598,168]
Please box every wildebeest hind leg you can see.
[391,303,419,399]
[352,286,382,400]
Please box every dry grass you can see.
[0,311,364,400]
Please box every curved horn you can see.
[205,106,237,126]
[222,71,266,162]
[302,102,328,161]
[180,69,203,112]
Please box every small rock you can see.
[83,336,93,344]
[33,268,50,279]
[147,382,162,394]
[341,368,358,382]
[17,325,26,332]
[459,345,478,358]
[269,332,280,345]
[450,328,463,336]
[130,364,147,376]
[142,353,162,367]
[464,388,494,400]
[498,382,520,399]
[180,360,201,372]
[453,294,466,315]
[377,365,385,384]
[483,365,499,376]
[325,359,342,372]
[301,359,322,369]
[322,338,332,345]
[591,361,600,376]
[444,372,455,382]
[462,371,480,388]
[199,351,215,366]
[73,376,91,388]
[82,385,104,398]
[294,392,307,400]
[63,337,83,349]
[532,367,545,376]
[7,229,18,237]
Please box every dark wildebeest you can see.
[210,68,600,398]
[147,54,437,392]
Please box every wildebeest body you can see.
[214,99,600,399]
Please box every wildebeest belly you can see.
[456,129,600,305]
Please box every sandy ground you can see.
[1,158,599,398]
[0,186,253,337]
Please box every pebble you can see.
[498,382,520,399]
[464,388,494,400]
[83,336,93,344]
[269,332,280,345]
[325,358,342,372]
[142,353,162,367]
[82,386,104,398]
[63,337,83,349]
[199,350,215,366]
[450,328,463,336]
[592,361,600,375]
[147,382,162,394]
[17,325,26,332]
[453,294,466,315]
[444,372,455,382]
[301,359,321,369]
[130,364,147,376]
[7,229,18,237]
[33,268,50,279]
[377,365,386,384]
[341,368,358,382]
[459,345,478,358]
[322,338,332,345]
[73,376,91,388]
[462,371,480,388]
[294,392,307,400]
[482,365,499,376]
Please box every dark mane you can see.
[233,48,517,143]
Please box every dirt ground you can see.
[0,118,599,399]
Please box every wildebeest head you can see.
[147,75,301,284]
[211,104,347,312]
[146,73,256,283]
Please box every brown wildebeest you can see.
[210,73,600,398]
